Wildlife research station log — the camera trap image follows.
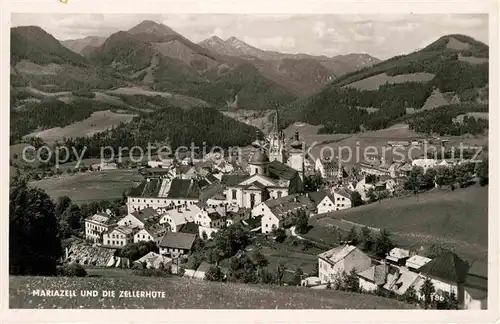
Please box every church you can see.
[222,111,306,209]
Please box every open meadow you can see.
[9,275,414,309]
[307,185,488,275]
[25,110,138,144]
[29,170,144,203]
[304,123,488,166]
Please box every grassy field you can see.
[25,110,137,143]
[9,275,414,309]
[305,123,488,167]
[255,240,324,276]
[29,170,144,203]
[343,72,435,91]
[308,185,488,275]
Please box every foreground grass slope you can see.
[9,276,414,309]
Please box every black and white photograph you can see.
[3,1,498,319]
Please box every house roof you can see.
[204,207,223,221]
[130,207,160,224]
[334,188,353,199]
[159,232,197,250]
[268,160,298,180]
[221,175,248,186]
[178,222,200,235]
[167,178,200,199]
[244,181,268,190]
[242,215,262,229]
[387,248,410,260]
[465,273,488,299]
[319,245,357,264]
[112,226,135,235]
[134,252,172,268]
[358,264,387,285]
[86,213,116,225]
[142,224,166,238]
[406,255,432,269]
[383,266,420,295]
[307,191,328,204]
[205,173,219,183]
[418,252,470,283]
[264,194,314,220]
[165,205,200,225]
[196,261,212,274]
[128,179,163,197]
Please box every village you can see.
[56,112,488,311]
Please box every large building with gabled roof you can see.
[126,175,220,213]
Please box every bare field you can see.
[14,60,62,75]
[10,275,414,309]
[343,72,435,91]
[25,110,137,143]
[458,54,489,65]
[106,86,172,97]
[29,169,144,203]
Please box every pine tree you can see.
[420,277,436,309]
[346,226,359,245]
[374,229,395,258]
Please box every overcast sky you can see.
[11,13,488,59]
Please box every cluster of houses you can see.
[85,112,468,256]
[80,112,486,309]
[310,244,487,310]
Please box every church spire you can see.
[272,108,280,136]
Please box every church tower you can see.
[268,109,286,163]
[249,130,269,176]
[288,131,304,181]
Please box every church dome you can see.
[249,150,269,165]
[290,131,302,149]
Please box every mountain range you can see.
[10,20,489,143]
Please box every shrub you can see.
[136,268,170,277]
[57,263,87,277]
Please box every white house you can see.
[385,247,411,266]
[332,189,352,210]
[307,191,336,214]
[195,206,225,229]
[253,194,314,234]
[159,232,197,257]
[317,245,372,284]
[415,252,470,304]
[159,204,200,232]
[102,226,135,248]
[133,224,167,245]
[84,212,117,243]
[411,158,438,172]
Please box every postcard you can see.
[1,0,498,323]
